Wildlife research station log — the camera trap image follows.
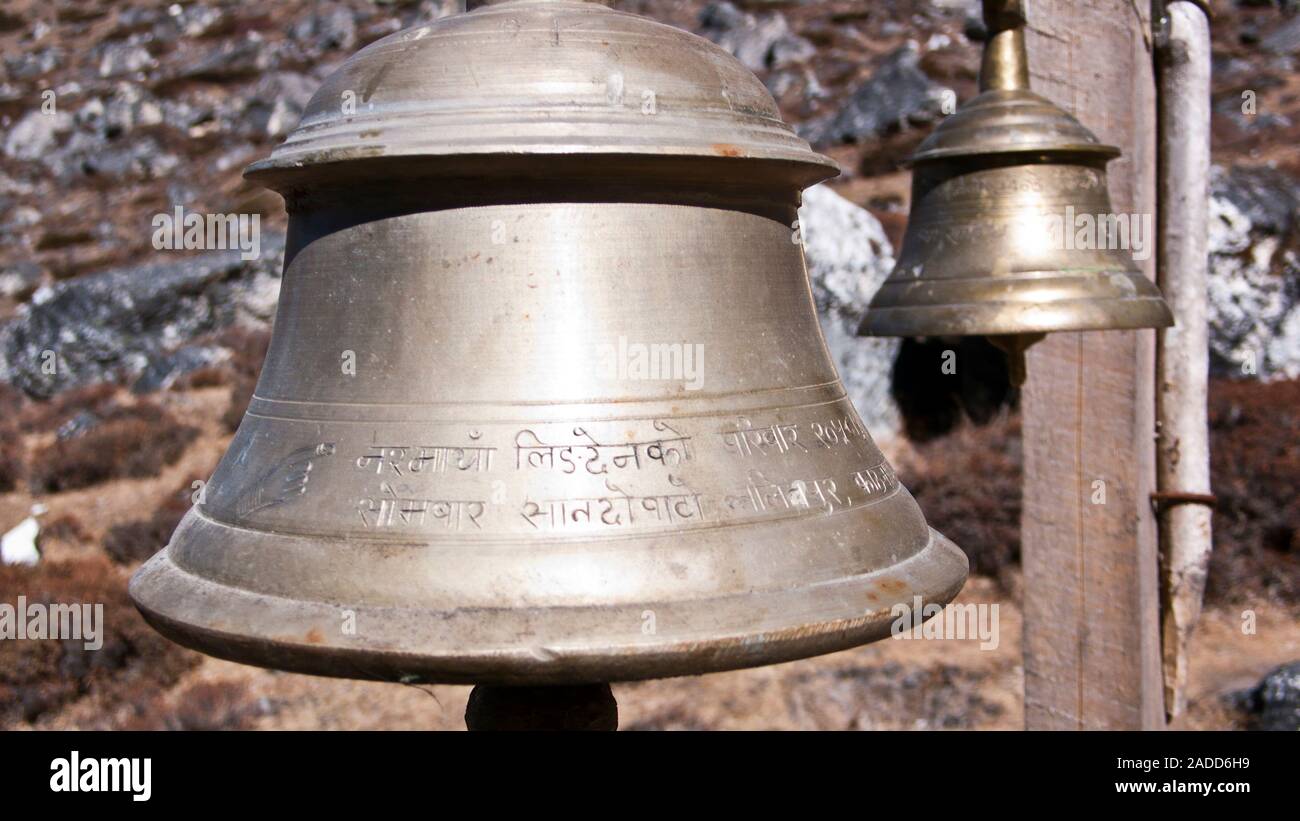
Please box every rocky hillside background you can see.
[0,0,1297,409]
[0,0,1294,400]
[0,0,1298,730]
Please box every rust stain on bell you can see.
[859,0,1173,359]
[129,0,968,686]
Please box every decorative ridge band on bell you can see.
[129,0,968,686]
[859,0,1173,381]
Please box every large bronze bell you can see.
[859,0,1173,381]
[130,0,967,686]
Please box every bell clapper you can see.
[987,333,1045,387]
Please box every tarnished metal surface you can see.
[245,0,838,188]
[130,0,967,685]
[859,0,1173,343]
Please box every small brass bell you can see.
[129,0,968,686]
[859,0,1173,383]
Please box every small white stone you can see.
[1,512,43,567]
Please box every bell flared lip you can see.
[907,141,1121,167]
[858,294,1175,339]
[858,266,1175,339]
[128,527,968,686]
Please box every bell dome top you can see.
[909,87,1120,164]
[910,0,1117,165]
[246,0,837,189]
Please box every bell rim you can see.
[857,294,1175,339]
[906,142,1121,166]
[128,528,968,685]
[244,149,842,194]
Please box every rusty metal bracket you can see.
[1150,490,1218,512]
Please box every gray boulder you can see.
[1239,661,1300,731]
[293,3,360,54]
[0,262,44,301]
[244,72,319,139]
[3,47,63,80]
[97,41,156,79]
[799,184,901,441]
[697,1,815,73]
[174,32,281,83]
[76,82,165,140]
[131,343,232,394]
[1261,14,1300,55]
[799,45,949,147]
[0,236,284,398]
[168,3,233,39]
[1208,165,1300,380]
[3,110,74,161]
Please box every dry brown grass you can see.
[103,476,196,565]
[42,513,91,546]
[1207,378,1300,606]
[0,435,21,493]
[174,365,230,390]
[27,404,198,493]
[896,377,1300,607]
[15,382,117,435]
[0,556,199,726]
[0,382,28,491]
[901,412,1023,586]
[123,680,262,731]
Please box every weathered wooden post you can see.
[1020,0,1166,730]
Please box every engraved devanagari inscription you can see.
[719,415,868,459]
[521,479,706,531]
[356,432,496,476]
[515,421,693,474]
[274,409,899,539]
[357,482,486,530]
